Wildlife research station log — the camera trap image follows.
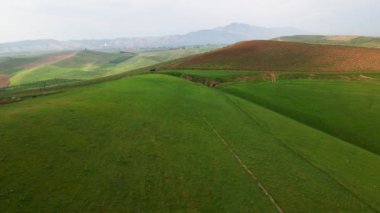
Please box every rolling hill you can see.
[273,35,380,48]
[0,74,379,211]
[167,40,380,72]
[0,46,215,88]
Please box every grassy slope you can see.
[0,74,379,211]
[8,46,217,86]
[273,35,380,48]
[167,41,380,72]
[164,69,380,154]
[219,79,380,155]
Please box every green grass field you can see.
[163,69,380,154]
[0,74,379,212]
[219,79,380,155]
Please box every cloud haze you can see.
[1,0,379,42]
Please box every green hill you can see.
[0,74,379,211]
[273,35,380,48]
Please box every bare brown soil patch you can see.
[0,74,12,88]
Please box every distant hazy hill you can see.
[0,46,216,87]
[167,40,380,72]
[0,23,305,54]
[273,35,380,48]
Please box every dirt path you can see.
[0,74,12,88]
[202,117,284,213]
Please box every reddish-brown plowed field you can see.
[0,74,12,88]
[170,40,380,72]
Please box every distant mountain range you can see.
[0,23,306,54]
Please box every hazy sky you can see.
[1,0,379,43]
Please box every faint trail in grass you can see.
[202,117,284,213]
[224,94,379,212]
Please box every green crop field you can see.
[163,69,380,154]
[0,73,379,212]
[219,79,380,155]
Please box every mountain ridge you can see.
[0,23,306,54]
